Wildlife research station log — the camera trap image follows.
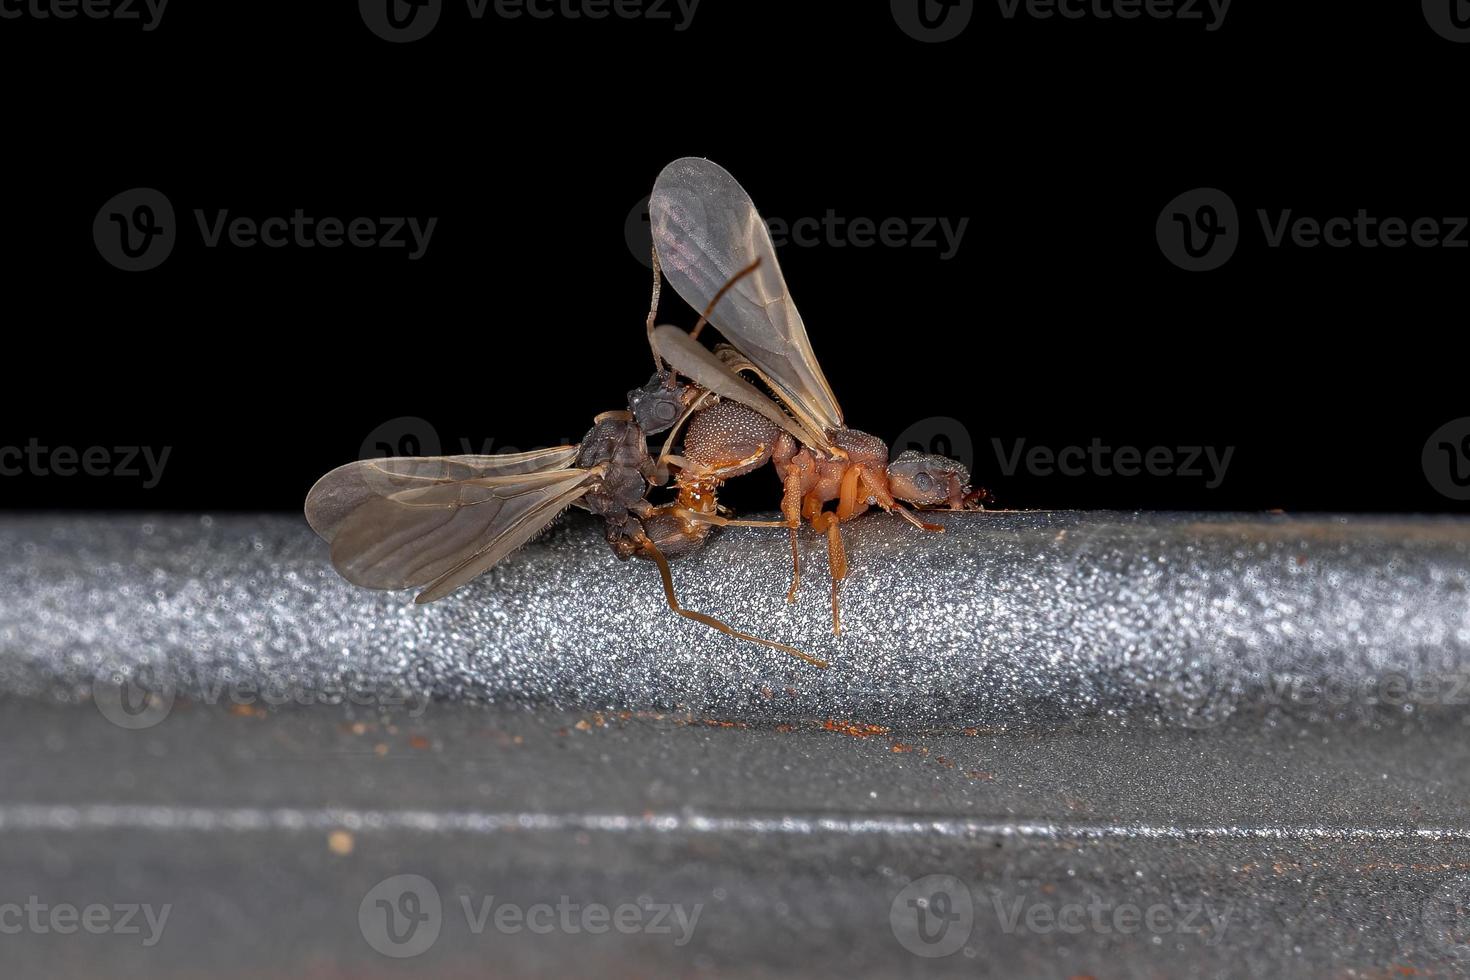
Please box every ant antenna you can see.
[646,244,666,376]
[690,258,761,342]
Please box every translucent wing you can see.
[651,325,826,449]
[304,447,582,542]
[650,157,845,443]
[323,467,596,603]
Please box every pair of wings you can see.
[304,158,840,603]
[649,157,845,455]
[304,448,593,603]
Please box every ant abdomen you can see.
[641,509,713,559]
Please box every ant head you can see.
[886,450,970,508]
[627,371,696,436]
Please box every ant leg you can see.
[675,509,788,529]
[641,541,827,669]
[810,511,848,636]
[795,490,832,602]
[895,505,946,533]
[780,464,805,602]
[860,467,945,532]
[659,453,704,476]
[835,466,862,521]
[670,448,770,482]
[801,491,825,524]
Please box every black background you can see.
[1,0,1463,515]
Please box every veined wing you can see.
[652,325,827,449]
[305,447,582,542]
[323,466,597,603]
[650,157,844,443]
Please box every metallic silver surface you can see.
[4,512,1470,726]
[6,513,1470,977]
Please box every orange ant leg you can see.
[810,510,849,635]
[799,486,849,634]
[801,491,824,523]
[641,541,827,669]
[895,505,946,533]
[835,466,863,521]
[860,467,945,532]
[663,448,769,483]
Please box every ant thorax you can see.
[827,428,890,468]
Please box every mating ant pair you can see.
[305,158,983,667]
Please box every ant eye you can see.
[913,472,936,493]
